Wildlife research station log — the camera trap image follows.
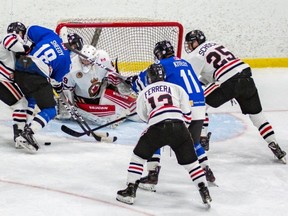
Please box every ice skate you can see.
[198,182,212,207]
[200,132,211,151]
[138,166,161,192]
[13,124,23,149]
[116,181,139,205]
[204,166,218,187]
[15,125,39,153]
[268,142,286,164]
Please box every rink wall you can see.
[0,0,287,67]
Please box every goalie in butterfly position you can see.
[116,63,212,206]
[56,33,138,126]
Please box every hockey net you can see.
[55,18,183,76]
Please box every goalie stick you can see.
[61,112,137,138]
[57,92,117,143]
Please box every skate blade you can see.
[279,156,287,164]
[19,142,38,153]
[14,142,24,149]
[138,183,156,192]
[204,201,211,209]
[116,195,134,205]
[16,139,38,153]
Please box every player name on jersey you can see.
[144,85,172,99]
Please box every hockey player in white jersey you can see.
[62,44,137,126]
[116,63,212,206]
[0,22,30,148]
[184,30,286,163]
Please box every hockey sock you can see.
[249,112,277,144]
[183,161,206,186]
[127,153,145,184]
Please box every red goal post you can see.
[55,18,184,76]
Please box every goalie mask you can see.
[80,45,97,73]
[7,22,26,39]
[153,40,175,60]
[184,30,206,53]
[146,63,166,84]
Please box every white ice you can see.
[0,68,287,216]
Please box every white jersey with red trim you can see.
[187,41,249,86]
[136,81,192,127]
[63,49,118,99]
[0,33,25,82]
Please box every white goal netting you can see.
[56,18,183,76]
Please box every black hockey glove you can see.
[15,45,33,58]
[125,75,138,86]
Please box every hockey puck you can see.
[44,142,51,145]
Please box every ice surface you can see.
[0,68,287,216]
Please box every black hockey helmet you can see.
[146,63,166,84]
[67,33,84,51]
[7,22,26,36]
[153,40,175,60]
[184,30,206,53]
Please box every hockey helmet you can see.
[146,63,166,84]
[67,33,84,51]
[7,22,26,38]
[153,40,175,60]
[184,30,206,53]
[80,44,97,73]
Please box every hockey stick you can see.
[61,112,137,138]
[64,42,132,85]
[64,42,115,72]
[57,92,117,142]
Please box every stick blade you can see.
[61,125,84,137]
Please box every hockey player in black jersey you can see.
[116,63,212,206]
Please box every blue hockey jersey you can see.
[16,25,71,82]
[132,56,205,108]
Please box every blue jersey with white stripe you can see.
[132,56,205,107]
[17,25,71,82]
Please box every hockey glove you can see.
[125,75,138,86]
[15,45,33,58]
[52,82,64,94]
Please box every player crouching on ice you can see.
[57,36,138,126]
[116,63,212,207]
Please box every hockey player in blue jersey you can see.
[14,25,72,152]
[127,40,216,191]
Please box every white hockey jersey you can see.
[136,81,192,127]
[187,41,249,86]
[63,49,115,99]
[0,33,25,82]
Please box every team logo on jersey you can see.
[76,72,83,78]
[88,78,101,97]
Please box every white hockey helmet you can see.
[80,44,97,73]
